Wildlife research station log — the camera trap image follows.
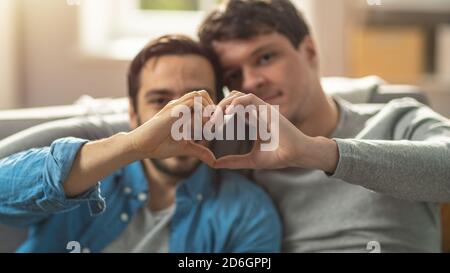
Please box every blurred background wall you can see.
[0,0,449,116]
[0,0,352,109]
[0,0,21,109]
[1,0,128,109]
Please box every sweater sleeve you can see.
[330,98,450,202]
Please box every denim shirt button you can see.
[138,192,147,202]
[120,213,129,222]
[123,187,132,194]
[196,194,203,202]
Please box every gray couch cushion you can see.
[0,114,129,159]
[0,96,129,140]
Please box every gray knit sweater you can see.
[253,97,450,252]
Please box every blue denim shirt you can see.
[0,138,281,253]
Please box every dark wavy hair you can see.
[199,0,310,50]
[128,34,223,110]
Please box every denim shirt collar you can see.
[177,163,218,200]
[121,161,217,201]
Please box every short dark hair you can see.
[128,34,223,110]
[198,0,310,49]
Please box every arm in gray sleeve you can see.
[330,98,450,202]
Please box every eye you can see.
[257,52,276,66]
[149,97,170,107]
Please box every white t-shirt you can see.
[102,205,175,253]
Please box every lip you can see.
[260,91,283,103]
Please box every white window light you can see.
[79,0,218,60]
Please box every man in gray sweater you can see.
[199,0,450,252]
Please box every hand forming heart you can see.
[128,90,339,172]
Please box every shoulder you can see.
[380,98,449,139]
[381,97,445,120]
[218,170,270,200]
[382,97,426,111]
[345,97,427,120]
[212,170,279,219]
[208,170,282,252]
[373,97,445,121]
[350,97,448,140]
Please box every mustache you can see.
[150,158,200,179]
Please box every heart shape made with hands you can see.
[162,90,340,172]
[170,92,280,169]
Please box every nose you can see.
[241,67,266,94]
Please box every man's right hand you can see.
[63,91,216,198]
[127,90,216,166]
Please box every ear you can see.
[298,36,319,70]
[129,99,138,129]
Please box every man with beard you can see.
[0,35,281,253]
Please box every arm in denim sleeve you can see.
[0,137,105,227]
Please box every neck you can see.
[141,160,178,211]
[294,86,339,138]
